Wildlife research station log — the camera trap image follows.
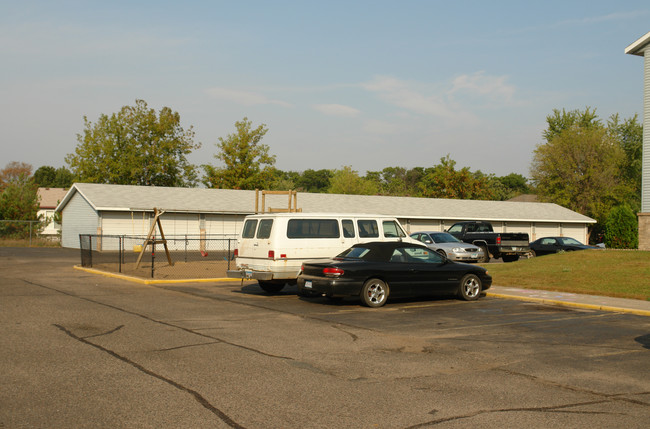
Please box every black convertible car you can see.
[297,241,492,308]
[529,236,600,256]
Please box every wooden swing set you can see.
[135,208,173,268]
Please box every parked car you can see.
[529,236,600,256]
[410,231,484,262]
[297,241,492,308]
[446,221,530,263]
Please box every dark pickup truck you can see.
[447,221,530,262]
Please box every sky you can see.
[1,1,648,179]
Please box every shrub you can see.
[604,205,638,249]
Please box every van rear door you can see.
[238,218,273,261]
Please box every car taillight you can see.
[323,267,344,276]
[234,249,238,257]
[268,250,275,259]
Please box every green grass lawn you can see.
[482,250,650,301]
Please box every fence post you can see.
[151,232,155,278]
[228,239,231,270]
[118,236,122,273]
[79,235,84,266]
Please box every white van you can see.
[227,213,415,293]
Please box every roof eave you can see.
[398,215,596,224]
[625,31,650,56]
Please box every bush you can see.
[604,205,638,249]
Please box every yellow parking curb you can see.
[485,292,650,317]
[74,265,256,285]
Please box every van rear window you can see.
[242,220,258,238]
[287,219,340,238]
[257,219,273,239]
[342,219,355,238]
[358,220,379,238]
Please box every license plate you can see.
[244,270,252,278]
[305,280,312,289]
[471,253,478,259]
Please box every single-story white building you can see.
[55,183,596,249]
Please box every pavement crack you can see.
[404,399,622,428]
[332,324,359,341]
[155,341,221,352]
[54,324,247,429]
[495,368,650,406]
[83,324,124,339]
[22,279,293,361]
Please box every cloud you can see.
[205,87,292,107]
[312,103,360,117]
[557,11,648,26]
[449,71,515,102]
[361,76,456,119]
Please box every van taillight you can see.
[323,267,344,276]
[234,249,238,257]
[268,250,275,259]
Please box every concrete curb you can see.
[73,266,256,285]
[485,291,650,317]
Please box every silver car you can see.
[410,231,484,263]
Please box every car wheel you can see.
[360,278,389,308]
[258,280,285,294]
[458,274,482,301]
[436,249,447,259]
[479,245,490,263]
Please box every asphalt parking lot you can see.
[1,247,649,428]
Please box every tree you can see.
[203,117,275,190]
[543,107,601,142]
[0,162,33,192]
[0,172,41,238]
[608,114,643,212]
[604,205,638,249]
[418,156,494,200]
[295,169,332,193]
[490,173,531,200]
[33,166,74,188]
[33,166,56,187]
[531,112,630,227]
[328,166,378,195]
[65,100,200,187]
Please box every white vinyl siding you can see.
[61,193,99,248]
[562,224,587,244]
[407,220,443,233]
[101,211,151,236]
[532,223,559,242]
[205,214,243,237]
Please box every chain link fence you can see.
[0,220,45,245]
[79,234,237,280]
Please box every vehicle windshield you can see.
[559,237,582,246]
[431,232,461,243]
[336,247,372,259]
